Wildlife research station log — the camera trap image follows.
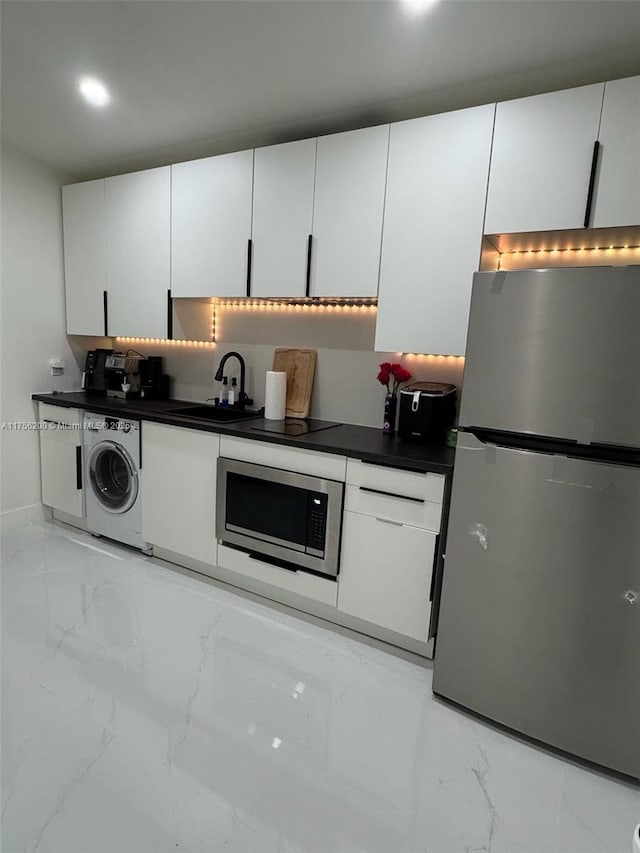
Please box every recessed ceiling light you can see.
[77,76,110,108]
[401,0,439,15]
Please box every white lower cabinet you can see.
[337,512,436,644]
[142,423,219,565]
[39,404,83,518]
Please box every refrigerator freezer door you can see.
[433,432,640,779]
[459,266,640,448]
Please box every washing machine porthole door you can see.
[88,441,138,514]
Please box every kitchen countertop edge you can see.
[32,392,455,475]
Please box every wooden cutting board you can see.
[272,348,317,418]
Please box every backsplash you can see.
[73,306,465,428]
[169,344,463,427]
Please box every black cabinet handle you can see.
[429,534,440,602]
[248,552,298,573]
[167,289,173,340]
[103,290,108,337]
[246,239,253,297]
[583,140,600,228]
[359,485,425,504]
[428,548,446,642]
[305,234,313,297]
[75,446,82,490]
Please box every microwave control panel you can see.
[306,493,328,556]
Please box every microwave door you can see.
[225,471,310,553]
[216,458,343,578]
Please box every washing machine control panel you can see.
[104,417,133,434]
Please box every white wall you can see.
[0,142,81,516]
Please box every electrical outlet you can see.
[48,358,65,376]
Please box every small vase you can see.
[383,394,397,435]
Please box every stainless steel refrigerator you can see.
[433,266,640,780]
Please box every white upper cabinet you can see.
[375,104,495,356]
[105,167,171,338]
[484,83,605,234]
[171,151,254,298]
[62,180,106,336]
[310,125,389,298]
[251,139,316,298]
[593,76,640,228]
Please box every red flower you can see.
[377,362,392,386]
[391,363,412,383]
[377,361,411,395]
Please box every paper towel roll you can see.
[264,371,287,420]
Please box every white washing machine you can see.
[83,412,150,552]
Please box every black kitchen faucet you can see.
[214,351,253,408]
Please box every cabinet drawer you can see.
[345,459,444,530]
[345,484,443,532]
[220,436,346,481]
[346,459,444,502]
[217,543,338,606]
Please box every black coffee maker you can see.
[138,356,170,399]
[83,349,113,395]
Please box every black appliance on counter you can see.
[398,382,457,444]
[104,353,170,400]
[105,353,140,400]
[138,356,170,400]
[83,349,113,395]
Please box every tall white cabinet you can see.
[484,84,605,234]
[375,104,495,356]
[309,125,389,298]
[593,75,640,228]
[62,180,106,336]
[105,167,171,338]
[171,151,254,298]
[251,139,317,298]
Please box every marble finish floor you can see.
[1,521,638,853]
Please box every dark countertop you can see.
[32,391,455,475]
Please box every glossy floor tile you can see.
[1,521,638,853]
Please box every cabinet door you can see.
[39,408,83,518]
[105,167,171,338]
[141,423,219,565]
[171,151,253,298]
[485,83,604,234]
[337,511,436,643]
[310,125,389,298]
[251,139,316,297]
[62,180,106,336]
[593,76,640,228]
[375,105,494,356]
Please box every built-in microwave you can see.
[216,458,344,577]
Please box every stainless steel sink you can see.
[173,405,261,423]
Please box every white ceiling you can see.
[2,0,640,180]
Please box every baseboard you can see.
[0,502,51,533]
[153,544,433,661]
[51,509,87,531]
